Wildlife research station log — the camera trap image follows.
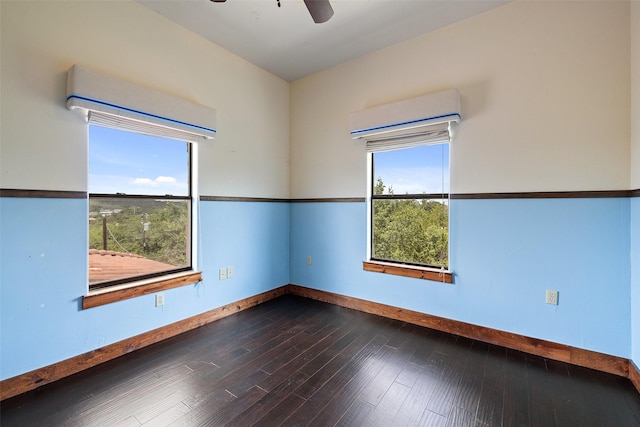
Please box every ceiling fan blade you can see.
[304,0,334,24]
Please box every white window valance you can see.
[350,89,460,152]
[66,64,216,143]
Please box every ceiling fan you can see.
[210,0,334,24]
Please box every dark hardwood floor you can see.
[2,294,640,426]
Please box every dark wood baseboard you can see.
[631,361,640,394]
[287,284,631,379]
[2,284,637,401]
[0,286,287,401]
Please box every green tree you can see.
[372,178,448,267]
[88,199,188,267]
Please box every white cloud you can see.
[131,176,177,187]
[90,174,186,195]
[156,176,177,184]
[132,178,157,186]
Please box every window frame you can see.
[85,127,202,306]
[365,145,453,283]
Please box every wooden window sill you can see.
[82,271,202,309]
[363,260,452,283]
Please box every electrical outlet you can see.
[155,293,165,307]
[227,267,233,279]
[307,256,312,265]
[219,268,227,280]
[545,289,558,305]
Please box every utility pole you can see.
[102,215,108,250]
[142,213,149,254]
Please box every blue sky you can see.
[373,144,449,195]
[89,125,189,196]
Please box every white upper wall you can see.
[290,1,631,197]
[0,0,290,198]
[1,1,633,198]
[633,1,640,189]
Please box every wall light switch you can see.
[227,267,233,279]
[219,268,227,280]
[155,293,165,307]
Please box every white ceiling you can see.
[137,0,510,82]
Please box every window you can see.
[88,125,192,289]
[367,143,451,281]
[66,65,213,305]
[350,89,459,282]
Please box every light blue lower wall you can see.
[0,198,289,381]
[290,198,631,358]
[632,197,640,368]
[199,201,290,300]
[0,195,632,381]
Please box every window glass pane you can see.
[372,198,448,268]
[371,143,449,268]
[88,125,191,287]
[373,144,449,195]
[89,125,189,196]
[88,198,189,285]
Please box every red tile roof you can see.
[88,249,176,283]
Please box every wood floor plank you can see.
[288,333,390,426]
[409,328,443,366]
[3,294,640,427]
[52,359,198,426]
[295,327,383,399]
[502,370,529,426]
[225,368,269,397]
[426,336,473,417]
[252,392,307,426]
[10,335,195,426]
[358,326,418,407]
[224,371,308,426]
[395,361,423,388]
[241,308,313,352]
[335,399,374,427]
[357,346,406,406]
[474,344,506,426]
[141,402,191,426]
[616,377,640,424]
[418,409,448,427]
[384,322,416,348]
[133,389,192,424]
[169,387,236,425]
[391,363,445,426]
[309,345,391,427]
[112,415,141,427]
[259,316,345,378]
[363,380,411,427]
[527,355,558,427]
[297,326,368,380]
[197,386,267,427]
[197,329,297,387]
[566,364,635,427]
[256,321,356,392]
[450,340,488,414]
[445,406,475,427]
